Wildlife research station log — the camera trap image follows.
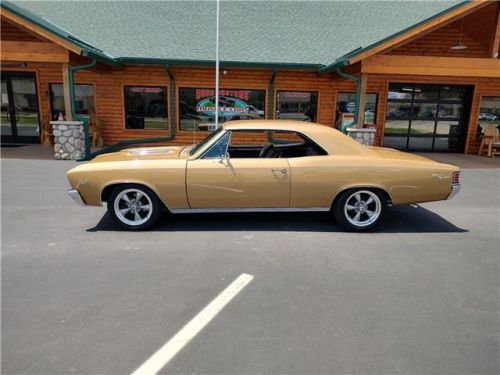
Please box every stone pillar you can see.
[346,127,376,146]
[51,121,85,160]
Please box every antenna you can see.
[214,0,220,129]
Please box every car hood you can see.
[90,146,187,163]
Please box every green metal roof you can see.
[4,0,466,69]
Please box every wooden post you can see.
[62,63,73,120]
[356,73,368,128]
[492,5,500,58]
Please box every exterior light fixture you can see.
[450,18,467,50]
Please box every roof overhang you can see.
[319,0,490,75]
[1,1,117,66]
[117,57,323,70]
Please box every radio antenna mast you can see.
[214,0,220,129]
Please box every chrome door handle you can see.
[271,169,287,174]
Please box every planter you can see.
[346,127,376,146]
[51,121,85,160]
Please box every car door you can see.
[186,131,290,208]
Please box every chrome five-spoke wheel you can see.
[107,184,163,230]
[114,188,153,226]
[344,190,381,228]
[334,189,387,231]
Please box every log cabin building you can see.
[1,0,499,156]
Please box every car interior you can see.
[227,130,328,158]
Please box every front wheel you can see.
[333,189,387,231]
[107,184,163,230]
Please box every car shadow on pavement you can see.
[87,205,468,233]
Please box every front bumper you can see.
[446,184,461,200]
[67,189,86,206]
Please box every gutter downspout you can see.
[335,67,361,133]
[68,58,97,161]
[86,64,176,160]
[268,69,277,119]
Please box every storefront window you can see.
[124,86,168,130]
[336,93,378,126]
[179,88,265,131]
[477,96,500,137]
[276,91,317,122]
[49,84,94,120]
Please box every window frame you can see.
[178,86,267,131]
[335,92,379,126]
[275,90,319,122]
[49,82,95,120]
[477,95,500,137]
[198,129,328,159]
[123,84,169,131]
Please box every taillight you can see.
[452,171,460,184]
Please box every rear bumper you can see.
[67,189,86,206]
[446,184,461,200]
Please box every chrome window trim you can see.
[200,131,232,159]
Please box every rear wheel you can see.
[107,184,163,230]
[333,189,386,231]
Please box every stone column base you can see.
[346,127,376,146]
[51,121,85,160]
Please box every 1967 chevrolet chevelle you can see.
[66,120,460,231]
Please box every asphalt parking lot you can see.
[1,157,499,375]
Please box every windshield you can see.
[189,127,225,155]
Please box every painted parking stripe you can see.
[131,273,254,375]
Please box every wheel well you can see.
[330,187,392,210]
[101,183,124,203]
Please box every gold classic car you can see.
[66,120,461,231]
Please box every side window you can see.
[226,130,327,158]
[202,132,231,159]
[267,131,304,144]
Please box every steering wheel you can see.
[259,143,274,158]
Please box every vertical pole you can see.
[268,70,277,120]
[214,0,220,129]
[62,63,73,121]
[356,73,368,128]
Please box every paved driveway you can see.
[1,158,499,375]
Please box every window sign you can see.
[336,93,378,127]
[179,88,265,131]
[276,91,317,122]
[50,83,94,120]
[124,86,168,130]
[477,96,500,137]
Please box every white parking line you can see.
[131,273,254,375]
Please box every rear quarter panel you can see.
[288,155,455,207]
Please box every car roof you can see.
[223,120,367,155]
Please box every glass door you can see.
[383,84,472,152]
[1,72,41,144]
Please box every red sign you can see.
[281,92,310,98]
[195,89,249,101]
[129,87,162,93]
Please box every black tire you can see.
[107,184,163,230]
[333,188,387,231]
